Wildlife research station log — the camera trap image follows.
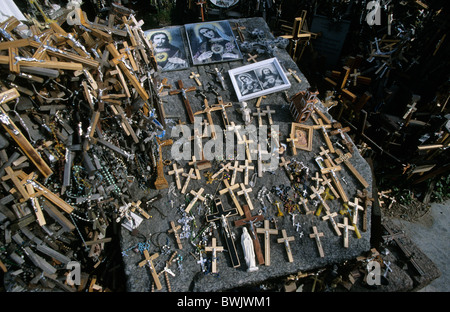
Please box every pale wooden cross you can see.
[185,187,206,213]
[299,196,313,215]
[247,53,258,63]
[227,121,243,143]
[321,210,342,236]
[350,69,361,86]
[130,200,151,219]
[321,174,340,200]
[309,226,325,258]
[311,171,323,188]
[237,183,254,211]
[334,149,369,189]
[262,105,276,125]
[311,117,334,153]
[205,237,224,273]
[319,146,337,167]
[239,159,254,185]
[219,179,244,216]
[193,96,222,139]
[279,157,294,181]
[256,219,278,266]
[211,96,232,127]
[238,135,254,162]
[168,80,197,123]
[321,159,348,203]
[168,163,184,190]
[181,168,196,194]
[251,143,270,177]
[277,229,295,262]
[309,185,332,213]
[348,197,364,226]
[138,250,162,290]
[337,217,356,248]
[168,221,183,250]
[330,122,353,153]
[252,107,266,127]
[230,160,243,185]
[211,162,232,179]
[190,71,202,86]
[286,131,297,156]
[188,155,202,180]
[288,68,302,83]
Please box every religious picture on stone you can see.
[228,58,291,102]
[185,20,242,65]
[144,26,189,72]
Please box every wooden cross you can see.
[211,96,232,127]
[190,71,202,86]
[330,122,353,152]
[232,22,246,42]
[227,122,243,143]
[168,163,184,190]
[288,69,302,83]
[279,157,294,181]
[219,179,244,216]
[211,162,232,179]
[252,107,266,127]
[334,149,369,189]
[234,205,265,265]
[168,221,183,249]
[277,229,295,262]
[348,197,364,226]
[402,95,420,120]
[309,226,325,258]
[154,138,173,190]
[188,155,202,180]
[252,143,270,177]
[206,198,240,268]
[286,131,298,156]
[169,80,197,123]
[238,135,254,162]
[321,174,340,200]
[356,189,374,232]
[312,117,334,153]
[237,183,254,211]
[181,168,196,194]
[24,174,46,226]
[256,219,278,266]
[2,166,30,201]
[130,200,151,219]
[247,53,258,63]
[262,105,276,125]
[239,160,254,185]
[350,69,361,86]
[205,237,224,273]
[337,217,356,248]
[138,250,162,290]
[322,210,342,236]
[185,187,206,213]
[309,185,332,213]
[321,159,348,203]
[299,196,313,215]
[311,171,323,188]
[230,160,243,185]
[194,97,222,139]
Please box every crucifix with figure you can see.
[205,237,224,273]
[310,226,325,257]
[138,250,162,290]
[194,95,222,139]
[277,229,295,262]
[239,159,254,185]
[168,221,183,249]
[256,219,278,266]
[169,80,196,123]
[234,205,265,265]
[206,198,240,268]
[168,163,184,190]
[219,179,244,216]
[185,187,206,213]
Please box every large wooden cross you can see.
[321,159,348,203]
[234,205,265,265]
[169,80,197,123]
[185,187,206,213]
[311,117,334,153]
[256,219,278,266]
[168,221,183,249]
[219,179,244,216]
[277,229,295,262]
[138,250,162,290]
[205,237,224,273]
[194,96,222,139]
[168,163,184,190]
[334,149,369,189]
[239,160,254,185]
[206,198,240,268]
[309,226,325,258]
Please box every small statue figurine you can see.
[241,227,258,272]
[238,101,252,125]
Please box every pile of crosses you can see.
[0,3,166,291]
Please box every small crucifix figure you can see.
[196,0,207,22]
[190,72,201,86]
[321,210,342,236]
[227,121,243,143]
[348,197,364,226]
[309,185,332,213]
[312,117,334,153]
[205,237,224,273]
[219,179,244,216]
[211,96,233,127]
[169,80,197,123]
[334,149,369,189]
[168,163,184,190]
[208,67,227,90]
[185,187,206,213]
[237,183,254,211]
[230,160,243,185]
[330,122,353,153]
[321,159,348,203]
[232,22,246,42]
[238,135,254,162]
[234,204,265,265]
[279,157,294,181]
[309,226,325,258]
[239,159,254,185]
[277,229,295,262]
[337,217,356,248]
[138,250,162,290]
[299,196,313,215]
[181,168,197,194]
[321,174,340,200]
[256,219,278,266]
[188,155,203,180]
[206,198,240,268]
[252,143,270,177]
[311,171,323,189]
[168,221,183,249]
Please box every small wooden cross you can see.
[309,226,325,258]
[311,171,323,188]
[337,217,356,248]
[279,157,294,181]
[181,168,196,194]
[188,155,202,180]
[321,210,342,236]
[277,229,295,262]
[168,163,184,190]
[348,197,364,226]
[219,179,243,216]
[239,159,254,185]
[309,185,332,213]
[286,131,297,156]
[251,143,270,177]
[312,117,335,153]
[334,149,369,189]
[185,187,206,213]
[190,71,202,86]
[238,135,254,162]
[205,237,224,273]
[349,69,361,86]
[299,196,313,215]
[227,121,243,143]
[321,174,340,200]
[211,162,231,179]
[247,53,258,63]
[252,107,266,127]
[193,96,222,139]
[330,122,353,153]
[234,205,265,265]
[256,219,278,266]
[130,200,151,219]
[211,96,232,127]
[230,160,244,185]
[232,22,246,42]
[356,189,374,232]
[138,250,162,290]
[321,159,348,203]
[262,105,276,125]
[168,221,183,249]
[237,183,254,211]
[169,80,197,123]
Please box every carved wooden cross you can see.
[168,221,183,249]
[205,237,224,273]
[206,198,240,268]
[334,149,369,189]
[279,157,294,181]
[256,219,278,266]
[348,197,364,226]
[330,122,353,153]
[234,204,265,265]
[337,217,356,248]
[219,179,244,216]
[169,80,197,123]
[181,168,196,194]
[237,183,254,211]
[356,189,374,232]
[188,155,202,180]
[227,121,243,143]
[194,97,222,139]
[168,163,184,190]
[247,53,258,63]
[211,96,232,127]
[309,226,325,258]
[154,137,173,190]
[277,229,295,262]
[286,131,298,156]
[309,185,332,213]
[185,187,206,213]
[130,200,151,219]
[138,250,162,290]
[311,171,323,188]
[190,71,202,86]
[322,210,342,236]
[239,160,254,185]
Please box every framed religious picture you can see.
[228,57,291,102]
[185,20,243,66]
[144,26,189,72]
[290,123,313,152]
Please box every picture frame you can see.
[290,122,313,152]
[185,20,243,66]
[228,58,291,102]
[144,26,189,72]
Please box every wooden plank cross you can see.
[219,179,244,216]
[309,226,325,258]
[321,159,348,203]
[168,221,183,249]
[277,229,295,262]
[330,122,353,153]
[234,205,265,265]
[256,219,278,266]
[205,237,224,273]
[356,189,374,232]
[168,163,184,190]
[138,250,162,290]
[169,80,196,123]
[185,187,206,213]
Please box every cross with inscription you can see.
[256,219,278,266]
[206,198,240,268]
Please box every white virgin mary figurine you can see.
[241,227,258,272]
